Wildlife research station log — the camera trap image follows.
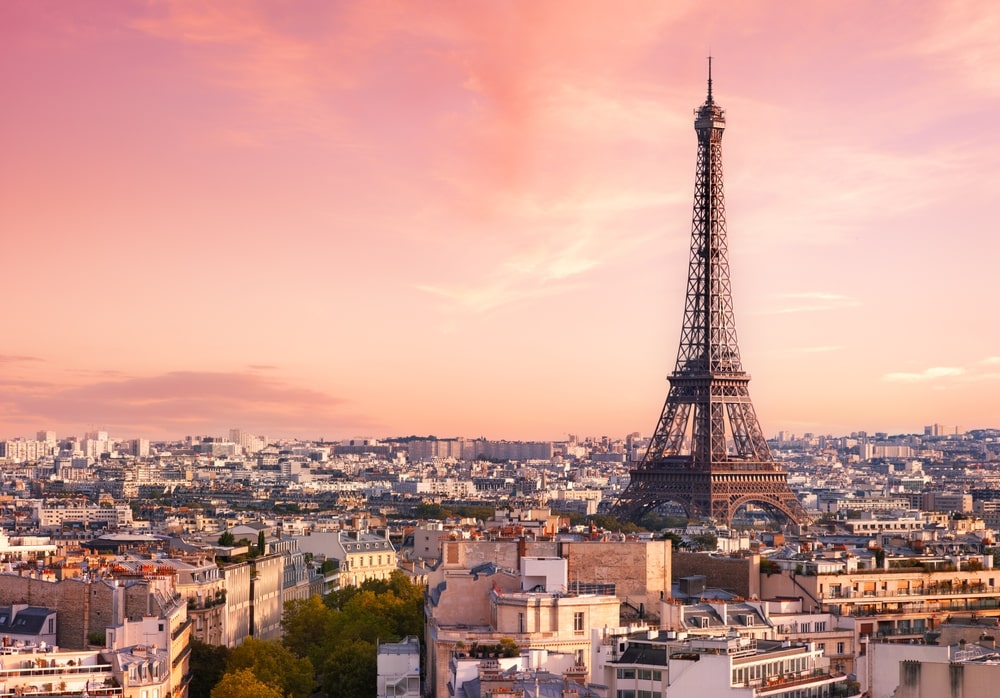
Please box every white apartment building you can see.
[35,500,134,529]
[377,636,421,698]
[595,630,857,697]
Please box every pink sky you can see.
[2,1,999,442]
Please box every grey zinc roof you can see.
[0,606,52,635]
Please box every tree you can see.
[690,533,719,551]
[321,639,377,698]
[587,514,641,533]
[227,637,314,698]
[412,502,451,520]
[210,669,282,698]
[258,530,267,555]
[659,531,683,549]
[282,595,340,669]
[189,640,231,698]
[218,531,235,546]
[282,572,426,698]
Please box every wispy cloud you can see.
[786,345,845,354]
[760,292,862,315]
[0,370,377,438]
[882,356,1000,384]
[0,354,44,364]
[883,366,965,383]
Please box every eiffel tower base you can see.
[614,462,808,528]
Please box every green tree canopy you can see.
[282,595,341,669]
[320,639,377,698]
[226,637,314,698]
[189,640,231,698]
[587,514,641,533]
[210,669,283,698]
[282,571,425,698]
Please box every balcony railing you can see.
[0,689,123,698]
[826,584,1000,601]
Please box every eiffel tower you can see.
[614,62,809,527]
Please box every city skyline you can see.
[3,2,1000,442]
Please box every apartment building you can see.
[425,556,619,698]
[761,560,1000,661]
[593,629,857,697]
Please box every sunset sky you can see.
[3,1,999,443]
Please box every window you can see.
[638,669,652,680]
[837,642,845,655]
[518,613,525,633]
[617,668,636,680]
[574,612,585,631]
[815,621,826,632]
[616,691,635,698]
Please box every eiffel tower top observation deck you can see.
[614,62,808,527]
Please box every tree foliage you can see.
[189,640,231,698]
[320,639,377,698]
[281,571,425,698]
[586,514,641,533]
[210,669,283,698]
[226,637,314,698]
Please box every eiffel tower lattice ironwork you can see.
[614,63,809,527]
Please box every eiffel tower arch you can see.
[614,62,809,528]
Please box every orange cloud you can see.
[0,371,380,440]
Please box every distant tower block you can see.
[614,62,809,527]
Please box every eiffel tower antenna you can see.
[707,54,713,103]
[613,62,809,528]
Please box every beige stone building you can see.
[422,536,672,698]
[438,537,671,614]
[864,638,1000,698]
[220,561,252,648]
[294,529,397,588]
[425,556,619,698]
[761,563,1000,665]
[249,552,284,640]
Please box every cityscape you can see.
[2,422,1000,698]
[5,3,1000,698]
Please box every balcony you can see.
[739,670,851,696]
[826,584,1000,601]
